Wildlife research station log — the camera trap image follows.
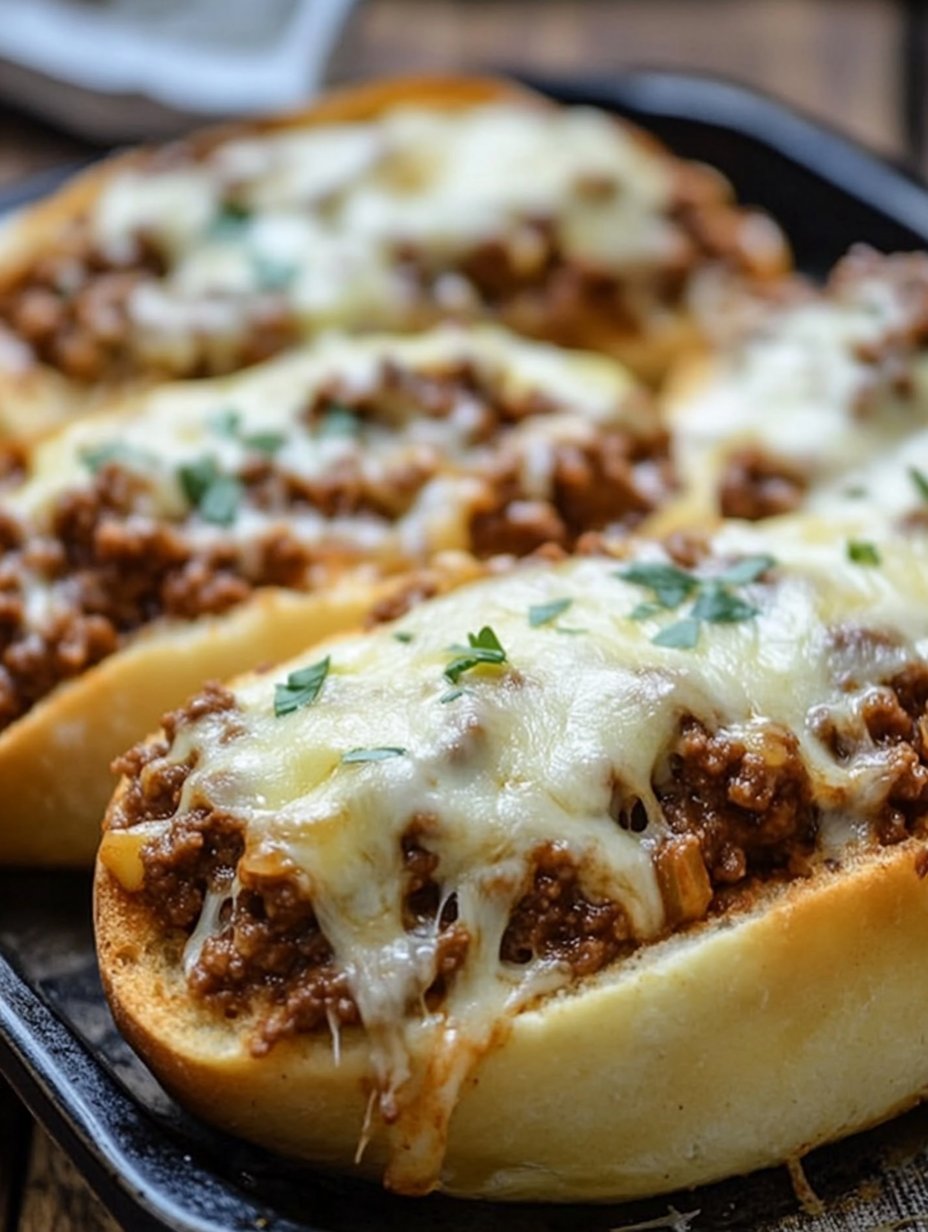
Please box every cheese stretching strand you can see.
[99,522,928,1194]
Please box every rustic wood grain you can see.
[16,1129,119,1232]
[330,0,907,163]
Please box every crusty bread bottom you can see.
[0,581,394,867]
[95,838,928,1201]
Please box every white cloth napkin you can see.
[0,0,358,140]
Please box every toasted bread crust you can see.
[95,837,928,1200]
[0,576,413,867]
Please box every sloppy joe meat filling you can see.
[108,661,928,1055]
[0,358,667,731]
[0,115,784,387]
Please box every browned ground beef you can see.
[469,429,669,557]
[0,361,668,731]
[718,447,807,521]
[109,659,928,1050]
[654,719,817,885]
[0,218,298,383]
[0,145,781,390]
[500,843,633,975]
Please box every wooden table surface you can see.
[0,1,925,1229]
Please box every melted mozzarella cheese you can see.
[669,273,928,516]
[806,424,928,529]
[10,324,638,531]
[103,521,928,1190]
[6,325,642,648]
[82,102,691,367]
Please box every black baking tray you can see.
[3,71,928,1232]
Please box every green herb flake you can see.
[393,631,414,644]
[910,466,928,502]
[79,441,154,473]
[317,405,362,439]
[652,618,701,650]
[444,626,508,684]
[630,601,664,621]
[689,582,758,625]
[253,254,297,292]
[208,408,242,438]
[179,456,242,525]
[208,201,252,241]
[717,554,777,586]
[847,539,882,566]
[528,597,572,627]
[617,562,698,609]
[439,688,466,703]
[554,626,588,636]
[242,431,286,455]
[273,656,330,717]
[342,746,407,764]
[198,475,242,525]
[178,456,220,505]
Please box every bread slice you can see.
[96,523,928,1198]
[3,321,655,865]
[0,73,789,438]
[658,248,928,535]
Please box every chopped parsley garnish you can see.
[208,408,242,438]
[621,553,773,650]
[253,254,297,292]
[198,475,242,525]
[242,431,285,455]
[847,539,881,566]
[178,456,243,525]
[528,597,572,627]
[910,466,928,502]
[616,562,698,609]
[208,409,285,455]
[554,626,588,636]
[208,201,252,241]
[440,688,466,703]
[689,582,758,624]
[179,456,220,504]
[716,554,776,586]
[79,441,154,473]
[393,631,414,644]
[630,601,664,621]
[317,405,362,439]
[444,626,508,684]
[274,656,330,717]
[652,618,701,650]
[341,746,407,764]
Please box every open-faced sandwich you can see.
[662,247,928,530]
[96,517,928,1200]
[0,75,788,438]
[0,324,669,865]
